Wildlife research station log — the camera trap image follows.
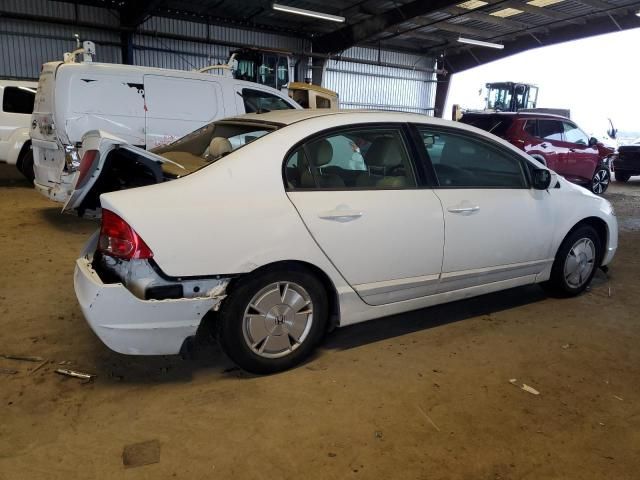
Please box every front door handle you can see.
[447,205,480,214]
[318,209,363,222]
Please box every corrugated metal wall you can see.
[323,47,437,115]
[0,0,436,114]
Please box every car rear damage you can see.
[74,212,231,355]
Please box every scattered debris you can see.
[123,439,161,468]
[328,452,337,458]
[509,379,540,396]
[0,367,18,375]
[374,430,383,439]
[608,287,612,297]
[58,360,72,366]
[561,343,573,350]
[55,368,95,381]
[417,405,441,432]
[2,354,43,362]
[30,360,48,375]
[613,395,624,401]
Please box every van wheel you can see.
[543,225,601,297]
[217,267,328,374]
[18,148,35,184]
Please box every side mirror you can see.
[589,137,598,147]
[532,168,551,190]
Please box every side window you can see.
[523,120,537,137]
[562,121,589,145]
[417,128,527,188]
[537,120,564,141]
[242,89,294,113]
[2,86,35,114]
[285,128,417,190]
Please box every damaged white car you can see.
[75,110,618,373]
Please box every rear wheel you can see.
[543,225,601,297]
[217,267,328,374]
[590,167,610,194]
[17,147,35,183]
[615,171,631,182]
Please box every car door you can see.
[561,120,599,183]
[413,125,554,292]
[525,119,567,172]
[285,125,445,306]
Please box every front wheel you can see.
[543,225,601,297]
[591,167,610,194]
[615,171,631,183]
[217,267,328,374]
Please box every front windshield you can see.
[487,85,513,111]
[150,120,281,176]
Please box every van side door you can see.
[144,75,224,149]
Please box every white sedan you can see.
[74,110,618,373]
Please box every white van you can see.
[31,60,300,204]
[0,80,38,179]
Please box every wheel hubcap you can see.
[242,282,313,359]
[592,169,609,194]
[563,238,596,288]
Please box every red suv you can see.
[460,112,614,194]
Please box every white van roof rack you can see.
[63,40,96,64]
[195,53,236,77]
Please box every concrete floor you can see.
[1,163,639,479]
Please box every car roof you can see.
[462,111,570,121]
[226,109,447,126]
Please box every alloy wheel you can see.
[242,281,314,359]
[592,169,610,194]
[563,238,596,288]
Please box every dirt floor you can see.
[1,164,639,480]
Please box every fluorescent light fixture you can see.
[527,0,565,7]
[272,3,345,22]
[18,86,37,94]
[491,8,524,17]
[636,9,640,16]
[457,0,488,9]
[457,36,504,49]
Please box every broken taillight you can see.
[98,209,153,260]
[76,149,100,188]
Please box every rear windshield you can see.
[153,120,281,157]
[460,115,513,138]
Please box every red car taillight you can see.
[98,209,153,260]
[77,149,100,189]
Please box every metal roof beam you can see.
[422,20,497,37]
[312,0,462,54]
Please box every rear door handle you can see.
[318,209,363,222]
[447,206,480,214]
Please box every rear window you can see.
[242,89,294,113]
[460,115,513,138]
[2,86,36,114]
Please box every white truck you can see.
[31,44,300,209]
[0,80,38,180]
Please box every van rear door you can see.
[144,75,224,149]
[31,62,60,144]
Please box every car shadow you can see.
[0,164,30,188]
[38,207,98,233]
[89,284,549,385]
[323,284,547,352]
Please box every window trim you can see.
[409,123,533,190]
[282,122,425,192]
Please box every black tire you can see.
[543,225,602,297]
[590,167,610,194]
[615,171,631,183]
[17,147,35,184]
[217,267,328,374]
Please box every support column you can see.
[434,71,451,119]
[311,57,326,86]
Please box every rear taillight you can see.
[98,209,153,260]
[76,149,99,188]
